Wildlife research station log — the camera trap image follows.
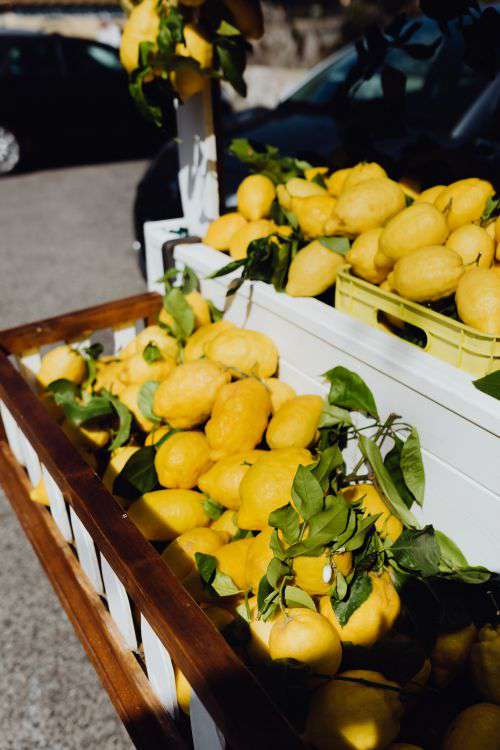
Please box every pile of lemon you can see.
[205,164,500,336]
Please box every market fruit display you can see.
[35,271,499,749]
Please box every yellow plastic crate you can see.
[336,266,500,378]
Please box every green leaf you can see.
[104,392,132,450]
[207,299,223,323]
[344,514,381,552]
[313,445,345,491]
[143,342,163,363]
[195,552,217,585]
[335,570,348,600]
[481,195,500,224]
[113,446,158,500]
[435,530,491,584]
[359,435,419,528]
[83,343,104,360]
[319,237,351,256]
[449,567,491,584]
[217,19,241,36]
[384,437,416,510]
[318,404,353,429]
[163,288,195,342]
[286,497,351,558]
[154,427,182,449]
[228,138,311,185]
[270,238,292,292]
[128,68,163,127]
[47,379,80,406]
[47,380,114,427]
[257,575,274,612]
[291,465,324,522]
[332,572,372,626]
[266,557,291,588]
[390,526,440,578]
[268,504,301,545]
[400,428,425,506]
[473,371,500,401]
[212,570,242,596]
[284,586,316,611]
[405,194,415,207]
[324,366,379,418]
[81,343,104,390]
[180,265,200,295]
[215,37,247,97]
[208,258,247,279]
[137,381,161,425]
[269,528,287,560]
[203,496,225,521]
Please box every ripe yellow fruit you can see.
[325,168,352,197]
[269,608,342,675]
[263,378,296,414]
[198,450,266,510]
[305,167,329,181]
[154,431,212,489]
[204,213,247,251]
[30,478,50,506]
[133,325,179,360]
[443,703,500,750]
[320,571,401,647]
[305,669,403,750]
[336,179,406,235]
[237,174,276,221]
[266,394,324,450]
[286,239,345,296]
[119,384,155,432]
[456,267,500,334]
[183,24,213,69]
[431,623,477,688]
[211,509,240,538]
[144,425,170,446]
[62,419,110,451]
[347,228,388,285]
[246,595,277,663]
[392,246,464,302]
[159,290,211,330]
[291,194,337,239]
[102,446,140,494]
[205,378,272,460]
[91,361,125,396]
[470,624,500,704]
[228,219,276,260]
[184,320,235,362]
[205,327,278,378]
[119,0,159,74]
[170,59,205,101]
[161,527,227,580]
[283,177,327,201]
[223,0,264,39]
[415,185,446,204]
[446,223,495,268]
[118,353,176,386]
[343,484,403,542]
[245,527,273,593]
[128,489,209,541]
[380,203,449,263]
[153,360,230,429]
[342,162,388,192]
[37,345,86,388]
[435,178,495,230]
[294,551,352,596]
[214,537,254,590]
[238,448,313,530]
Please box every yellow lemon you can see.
[198,450,266,510]
[263,378,296,414]
[223,0,264,39]
[305,167,329,181]
[29,478,50,506]
[305,669,403,750]
[342,162,388,192]
[294,551,353,596]
[102,446,140,494]
[443,703,500,750]
[204,213,247,251]
[144,425,170,446]
[205,378,272,461]
[153,359,230,429]
[470,624,500,704]
[415,185,446,204]
[154,431,212,489]
[159,290,211,331]
[182,23,213,68]
[161,527,227,580]
[228,219,276,260]
[245,527,273,593]
[62,420,110,451]
[286,239,345,296]
[119,384,155,432]
[128,489,209,541]
[37,345,86,388]
[119,0,159,74]
[205,327,278,378]
[118,353,175,386]
[431,623,477,688]
[269,608,342,675]
[211,509,240,538]
[130,324,179,360]
[214,537,254,590]
[336,179,406,235]
[184,320,235,362]
[169,58,205,101]
[266,394,324,450]
[346,228,388,285]
[237,174,276,221]
[284,177,327,201]
[435,178,495,230]
[246,595,277,663]
[379,203,449,263]
[446,223,495,268]
[343,484,403,542]
[392,246,464,302]
[455,267,500,334]
[291,194,337,239]
[92,360,126,396]
[325,167,352,197]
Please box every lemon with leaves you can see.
[159,289,210,331]
[213,537,254,591]
[37,345,86,388]
[129,324,179,361]
[128,488,209,541]
[443,703,500,750]
[246,595,277,663]
[456,267,500,335]
[119,0,159,74]
[102,446,140,494]
[435,178,494,230]
[294,550,353,596]
[379,203,449,264]
[470,624,500,704]
[266,394,324,450]
[198,449,266,510]
[237,174,276,221]
[161,527,228,580]
[228,219,276,260]
[205,327,278,378]
[155,431,212,489]
[269,608,342,675]
[119,384,155,432]
[245,526,273,593]
[118,353,176,386]
[286,239,346,296]
[392,246,464,302]
[204,212,247,251]
[343,484,402,542]
[184,320,235,362]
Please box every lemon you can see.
[342,162,388,192]
[291,194,337,239]
[214,537,254,590]
[184,320,235,362]
[237,174,276,221]
[228,219,276,260]
[37,345,86,388]
[263,378,296,414]
[336,179,406,235]
[392,246,464,302]
[118,353,175,386]
[159,289,210,330]
[211,509,240,538]
[169,59,205,101]
[380,203,449,263]
[347,228,389,284]
[325,167,352,197]
[144,425,170,446]
[446,223,495,268]
[62,419,110,451]
[205,378,271,461]
[132,325,179,361]
[294,551,353,596]
[128,489,209,541]
[443,703,500,750]
[343,484,402,542]
[320,571,401,647]
[305,669,403,750]
[204,213,247,251]
[305,167,329,181]
[415,185,446,204]
[244,526,272,593]
[238,449,313,530]
[455,267,500,334]
[119,384,155,432]
[198,450,266,510]
[470,624,500,704]
[205,327,278,378]
[399,179,420,201]
[266,394,324,450]
[155,431,212,489]
[183,23,213,68]
[223,0,264,39]
[119,0,159,74]
[283,177,327,203]
[153,359,230,429]
[102,446,140,494]
[286,239,345,296]
[431,623,477,688]
[269,608,342,675]
[30,478,50,506]
[161,527,227,580]
[92,361,126,396]
[246,595,277,663]
[435,178,495,231]
[496,216,500,243]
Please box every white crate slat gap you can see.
[140,614,178,718]
[69,506,104,595]
[18,431,42,487]
[41,464,73,542]
[100,553,137,651]
[113,323,138,356]
[0,400,25,465]
[190,691,226,750]
[18,349,42,390]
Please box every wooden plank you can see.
[0,441,187,750]
[0,293,163,355]
[0,353,304,750]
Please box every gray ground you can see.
[0,161,148,750]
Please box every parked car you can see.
[0,30,168,174]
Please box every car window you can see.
[0,37,60,77]
[61,39,122,75]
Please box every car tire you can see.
[0,126,20,175]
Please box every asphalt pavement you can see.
[0,161,149,750]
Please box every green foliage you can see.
[229,138,312,185]
[113,446,158,499]
[137,381,161,424]
[323,366,379,418]
[319,237,351,256]
[332,572,373,627]
[143,342,163,363]
[473,370,500,400]
[203,496,225,521]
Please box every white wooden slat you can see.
[18,350,42,390]
[69,507,104,594]
[144,218,191,294]
[140,614,178,718]
[41,464,72,542]
[190,691,226,750]
[100,553,137,651]
[0,400,24,465]
[112,324,137,357]
[19,432,42,486]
